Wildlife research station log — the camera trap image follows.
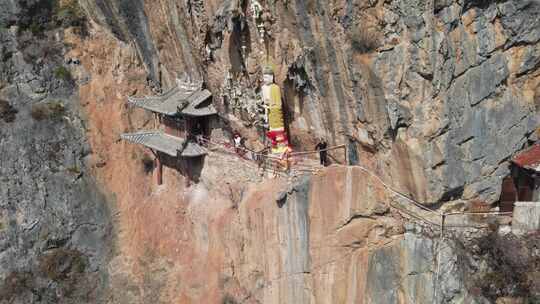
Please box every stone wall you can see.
[512,202,540,234]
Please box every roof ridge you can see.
[121,130,161,137]
[127,87,167,101]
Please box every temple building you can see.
[121,78,217,185]
[500,143,540,211]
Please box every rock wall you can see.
[80,0,539,204]
[0,1,113,302]
[0,0,539,303]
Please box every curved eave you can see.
[180,106,218,117]
[121,131,185,157]
[180,141,208,157]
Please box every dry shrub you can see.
[0,272,32,301]
[472,232,540,301]
[222,294,239,304]
[31,101,65,121]
[349,26,380,54]
[141,154,155,174]
[30,104,48,120]
[54,0,86,29]
[66,166,81,175]
[54,65,72,81]
[0,99,17,123]
[39,248,87,282]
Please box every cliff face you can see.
[0,1,113,303]
[0,0,539,303]
[81,0,538,204]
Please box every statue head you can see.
[263,66,274,85]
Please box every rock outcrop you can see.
[78,0,539,204]
[1,0,538,303]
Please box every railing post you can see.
[286,151,291,174]
[344,145,348,165]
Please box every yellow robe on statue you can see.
[262,83,284,131]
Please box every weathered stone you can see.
[518,45,540,75]
[499,1,540,47]
[512,202,540,235]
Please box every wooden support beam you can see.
[155,153,163,185]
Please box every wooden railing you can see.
[197,137,348,174]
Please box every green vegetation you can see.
[54,65,72,81]
[0,99,18,123]
[30,101,66,121]
[29,22,43,35]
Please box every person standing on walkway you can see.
[234,133,242,154]
[315,138,328,166]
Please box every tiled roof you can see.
[127,79,215,117]
[181,140,208,157]
[180,89,217,116]
[121,131,207,157]
[512,143,540,172]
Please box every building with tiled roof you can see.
[121,78,216,184]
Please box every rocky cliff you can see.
[0,0,538,303]
[0,1,113,302]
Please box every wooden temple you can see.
[500,143,540,211]
[121,78,217,185]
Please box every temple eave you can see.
[181,142,208,157]
[127,84,215,117]
[121,131,207,157]
[180,106,218,117]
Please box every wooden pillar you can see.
[185,118,191,138]
[155,154,163,185]
[181,158,191,187]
